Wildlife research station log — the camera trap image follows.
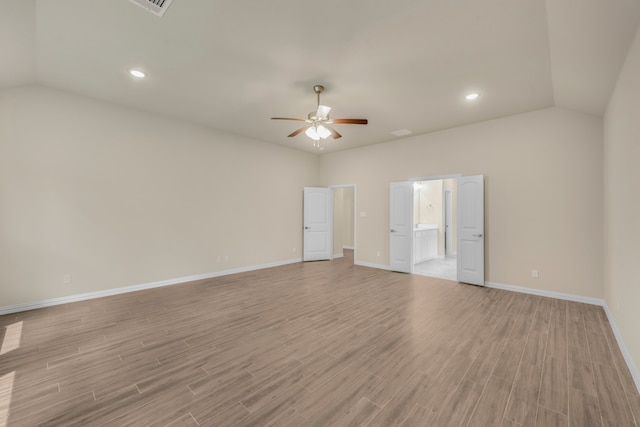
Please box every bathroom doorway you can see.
[332,185,355,264]
[412,178,457,281]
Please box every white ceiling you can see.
[2,0,639,153]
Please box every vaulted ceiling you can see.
[2,0,639,153]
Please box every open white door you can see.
[457,175,485,285]
[389,182,414,273]
[303,187,333,261]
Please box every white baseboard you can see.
[333,253,344,259]
[602,304,640,393]
[355,261,391,270]
[0,258,303,316]
[484,281,605,306]
[343,246,354,250]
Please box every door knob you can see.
[390,229,396,233]
[304,226,310,230]
[472,233,483,238]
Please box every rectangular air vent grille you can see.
[128,0,174,17]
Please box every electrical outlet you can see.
[293,247,296,253]
[63,273,72,284]
[224,255,229,262]
[531,269,539,278]
[377,251,381,257]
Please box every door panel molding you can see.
[303,187,333,261]
[457,175,485,285]
[389,182,414,273]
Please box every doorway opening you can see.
[332,185,356,265]
[412,178,457,281]
[389,175,484,285]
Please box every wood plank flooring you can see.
[1,251,639,426]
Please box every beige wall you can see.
[604,26,640,384]
[0,85,319,307]
[0,88,606,311]
[342,187,354,248]
[320,107,603,298]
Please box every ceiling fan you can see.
[271,85,367,145]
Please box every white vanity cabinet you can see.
[414,227,438,263]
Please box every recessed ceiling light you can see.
[465,93,480,101]
[129,69,146,78]
[391,129,413,137]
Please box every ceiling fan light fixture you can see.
[316,125,331,139]
[129,69,146,78]
[305,125,331,141]
[305,127,321,140]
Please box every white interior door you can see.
[389,182,414,273]
[457,175,485,285]
[303,187,333,261]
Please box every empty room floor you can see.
[1,257,639,426]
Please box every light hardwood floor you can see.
[1,251,639,426]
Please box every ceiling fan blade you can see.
[287,127,308,137]
[316,105,331,120]
[271,117,306,121]
[332,118,368,125]
[326,126,342,139]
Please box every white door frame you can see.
[330,184,357,262]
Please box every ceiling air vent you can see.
[128,0,174,17]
